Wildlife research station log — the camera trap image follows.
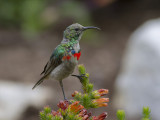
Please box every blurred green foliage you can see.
[116,107,151,120]
[0,0,21,27]
[21,0,46,33]
[0,0,46,37]
[0,0,46,28]
[0,0,94,36]
[142,107,151,120]
[117,110,125,120]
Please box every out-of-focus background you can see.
[0,0,160,120]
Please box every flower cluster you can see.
[71,89,109,109]
[40,100,107,120]
[40,64,109,120]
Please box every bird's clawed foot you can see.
[71,74,88,82]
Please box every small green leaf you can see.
[40,111,46,120]
[46,113,54,120]
[117,110,125,120]
[78,64,86,74]
[44,106,51,114]
[82,94,91,109]
[86,83,93,93]
[142,106,151,120]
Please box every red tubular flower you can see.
[79,109,87,117]
[92,112,107,120]
[57,100,69,110]
[79,109,92,120]
[97,112,107,120]
[82,112,91,120]
[70,101,84,113]
[92,98,109,107]
[52,110,62,117]
[98,89,109,96]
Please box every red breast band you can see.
[73,52,81,60]
[62,52,81,61]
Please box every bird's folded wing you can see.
[40,45,66,77]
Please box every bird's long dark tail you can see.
[32,75,47,90]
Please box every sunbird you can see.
[32,23,100,100]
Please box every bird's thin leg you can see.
[59,80,67,100]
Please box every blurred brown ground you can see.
[0,0,160,120]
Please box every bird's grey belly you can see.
[50,58,77,81]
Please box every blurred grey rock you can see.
[113,18,160,119]
[0,81,53,120]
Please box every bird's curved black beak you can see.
[83,26,101,31]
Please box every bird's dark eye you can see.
[75,28,79,31]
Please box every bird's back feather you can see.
[32,45,66,89]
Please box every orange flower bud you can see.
[98,89,109,96]
[70,101,84,113]
[72,91,79,97]
[93,98,109,104]
[92,98,109,107]
[98,103,108,107]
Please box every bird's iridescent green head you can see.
[61,23,100,43]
